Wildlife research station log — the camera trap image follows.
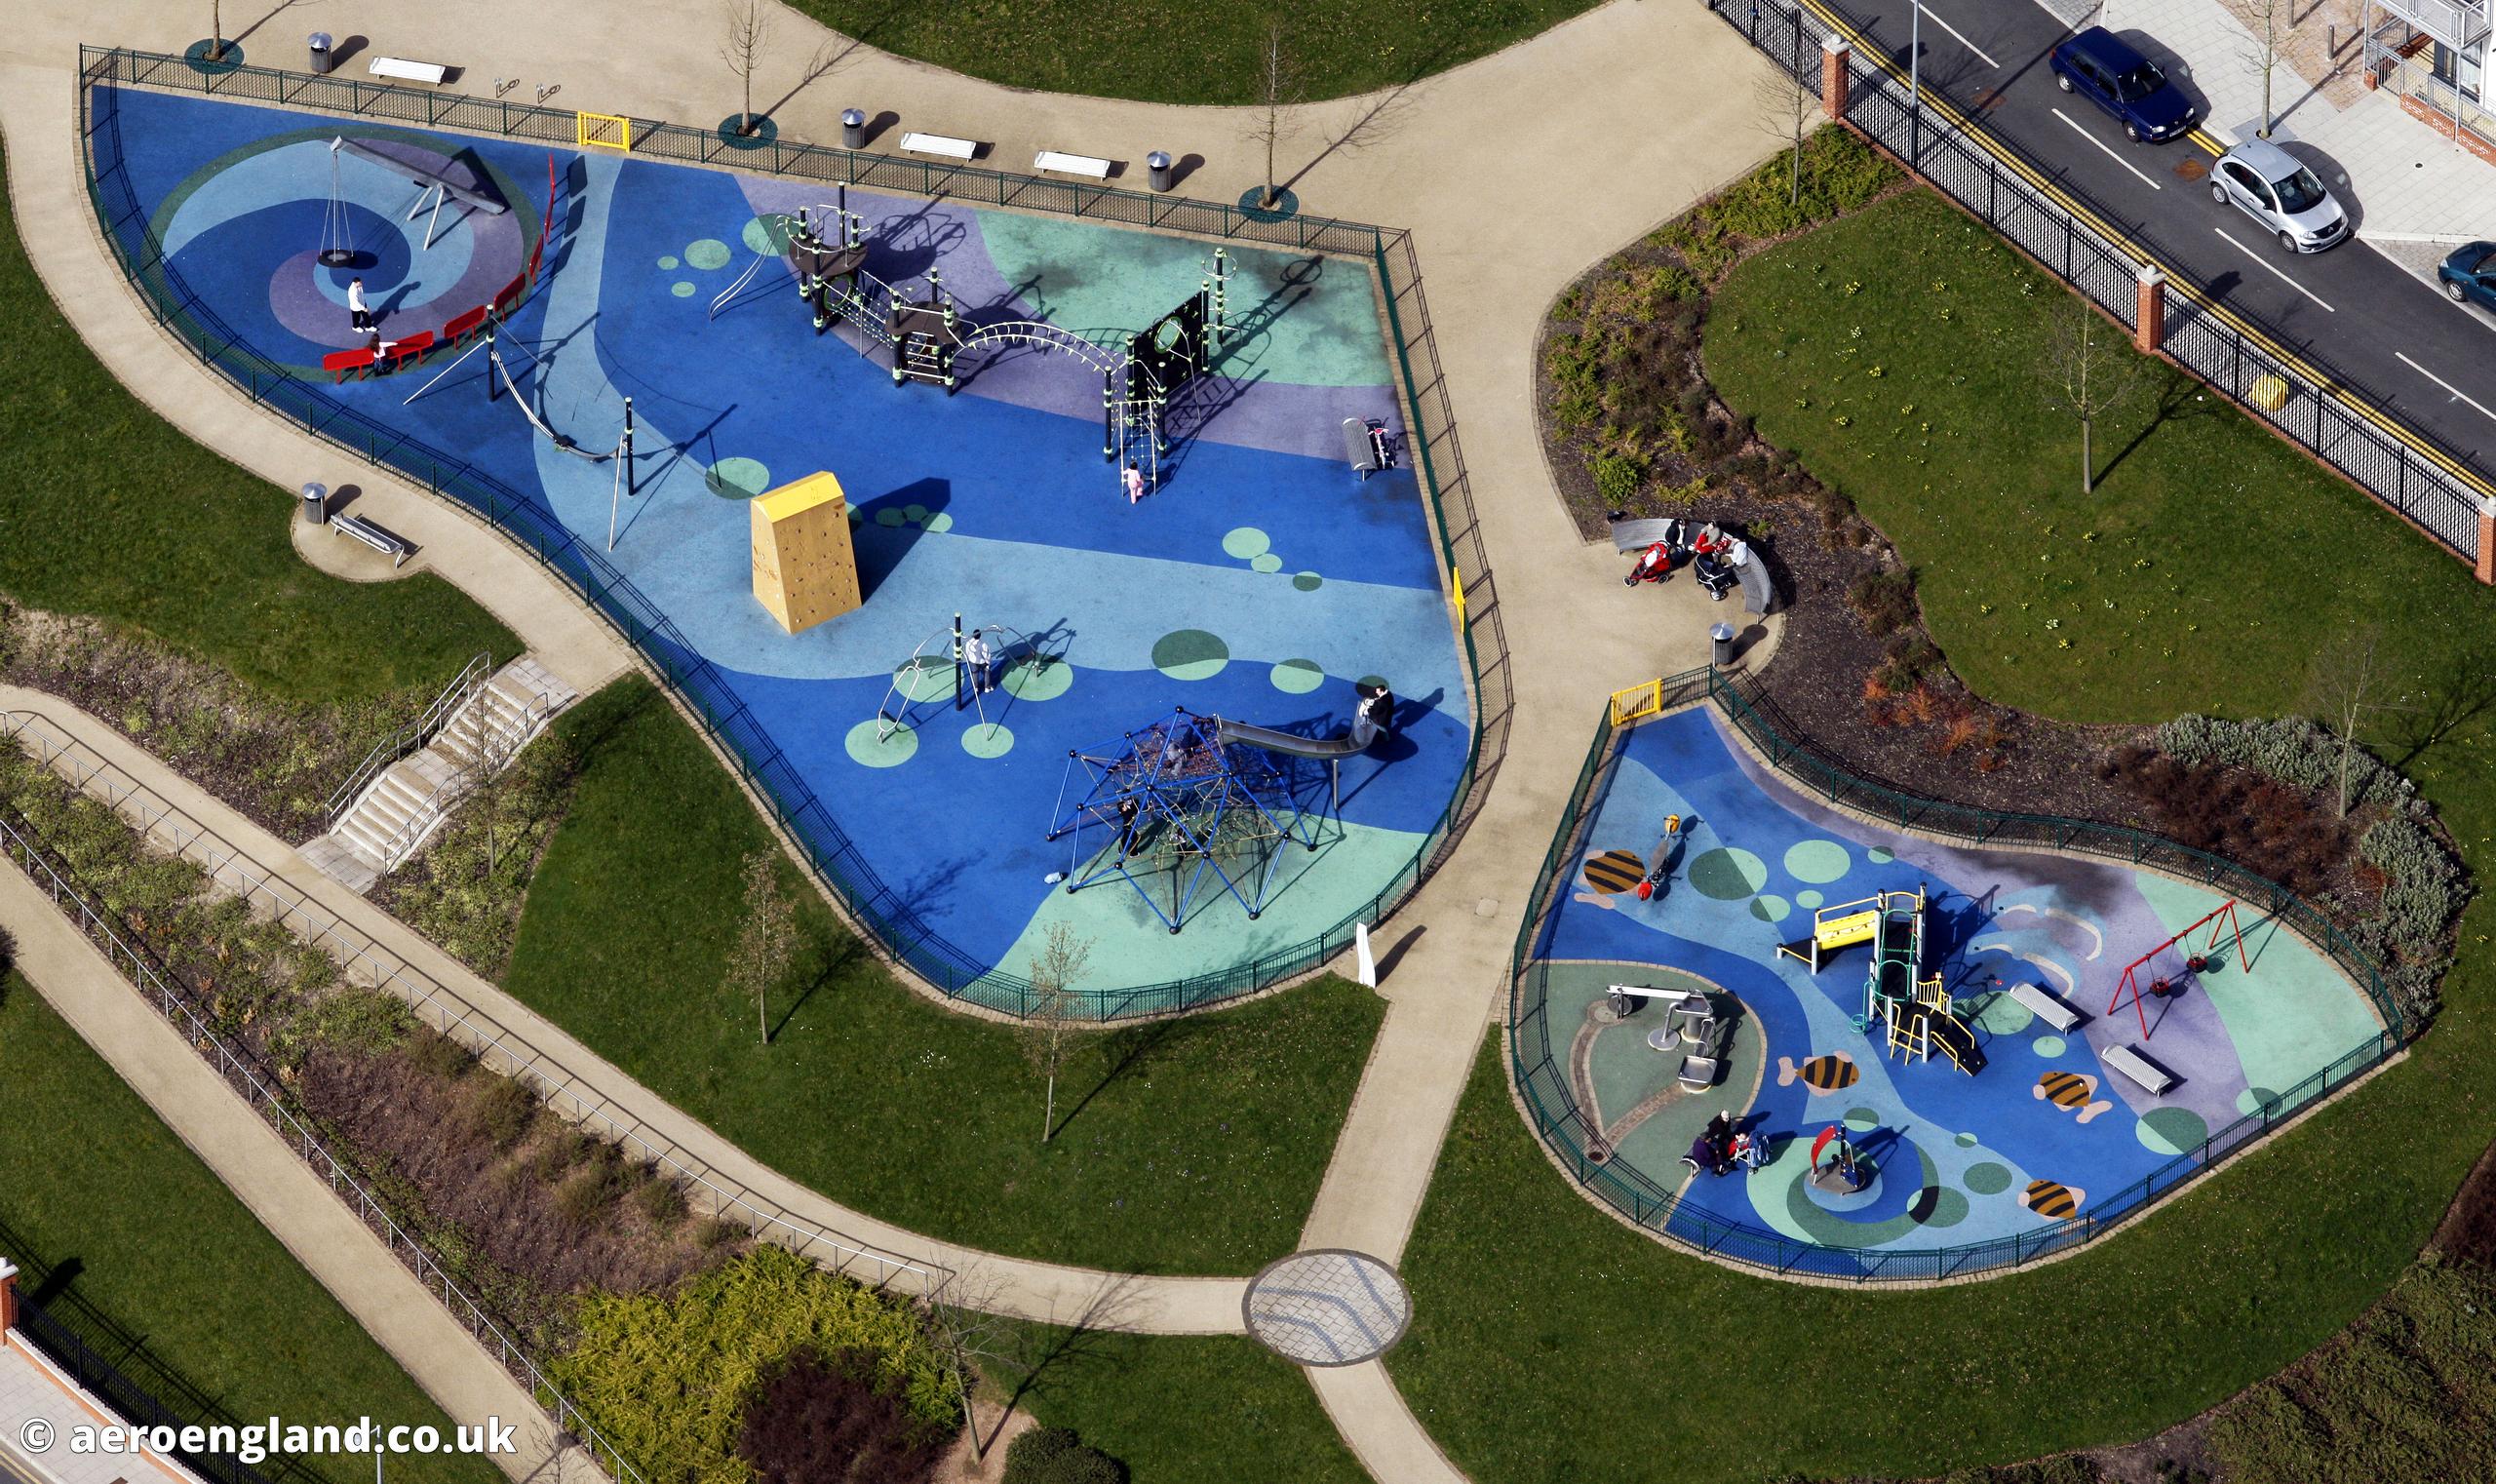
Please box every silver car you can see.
[2210,138,2348,254]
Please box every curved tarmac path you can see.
[0,2,1787,1478]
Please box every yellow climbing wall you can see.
[750,472,861,635]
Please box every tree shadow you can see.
[2386,640,2496,772]
[2096,365,2223,487]
[768,914,866,1041]
[1273,38,1460,200]
[1044,1014,1206,1141]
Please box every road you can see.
[1825,0,2496,475]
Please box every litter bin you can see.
[1147,150,1174,192]
[301,481,328,527]
[841,108,867,150]
[1710,621,1736,668]
[308,33,333,74]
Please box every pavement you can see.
[0,0,1797,1480]
[0,1339,210,1484]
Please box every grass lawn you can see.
[0,975,499,1484]
[502,679,1383,1274]
[1382,186,2496,1480]
[0,143,514,704]
[1006,1329,1363,1483]
[782,0,1598,103]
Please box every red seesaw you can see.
[2107,898,2249,1040]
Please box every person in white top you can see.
[1123,464,1147,503]
[347,278,371,332]
[962,630,994,694]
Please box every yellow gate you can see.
[575,112,633,152]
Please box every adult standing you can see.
[963,628,995,694]
[347,277,372,332]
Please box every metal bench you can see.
[369,57,449,85]
[2103,1043,2176,1096]
[1607,983,1699,1019]
[1034,149,1113,179]
[332,513,411,568]
[2008,981,2084,1033]
[900,132,978,161]
[1735,545,1774,614]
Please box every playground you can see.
[1525,702,2387,1272]
[89,84,1471,998]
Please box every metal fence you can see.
[72,43,1511,1022]
[1711,0,2494,566]
[1504,668,2405,1282]
[0,709,946,1298]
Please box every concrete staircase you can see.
[304,656,576,891]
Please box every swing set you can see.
[2107,899,2249,1039]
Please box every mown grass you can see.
[0,141,513,704]
[0,974,499,1484]
[781,0,1600,104]
[501,678,1383,1273]
[1383,184,2496,1480]
[1004,1328,1364,1484]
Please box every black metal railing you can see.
[72,44,1511,1021]
[1504,668,2404,1282]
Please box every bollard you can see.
[842,108,867,150]
[300,481,328,526]
[1711,621,1736,668]
[1147,150,1174,191]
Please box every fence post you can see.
[2476,494,2495,585]
[2133,264,2165,354]
[1820,34,1851,120]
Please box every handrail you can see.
[323,651,491,827]
[367,682,563,872]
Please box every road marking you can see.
[2398,352,2496,423]
[1911,2,2002,67]
[2052,108,2163,189]
[2213,228,2337,311]
[2188,128,2227,155]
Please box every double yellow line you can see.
[1799,0,2495,499]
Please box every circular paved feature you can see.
[1243,1250,1411,1367]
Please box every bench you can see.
[1607,983,1700,1017]
[1736,546,1774,614]
[374,330,436,374]
[1034,149,1113,180]
[2008,981,2084,1034]
[322,347,377,382]
[369,57,449,86]
[2103,1043,2177,1096]
[900,132,978,162]
[332,513,411,568]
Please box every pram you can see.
[1695,537,1750,602]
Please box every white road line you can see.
[2397,351,2496,423]
[1911,2,2003,67]
[2051,108,2162,190]
[2213,228,2337,312]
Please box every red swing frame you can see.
[2106,898,2249,1040]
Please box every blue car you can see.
[2440,241,2496,310]
[2050,27,2197,142]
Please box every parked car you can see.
[2049,27,2197,142]
[2439,241,2496,309]
[2209,139,2349,254]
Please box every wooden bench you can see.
[369,57,449,86]
[332,513,411,568]
[2008,981,2084,1033]
[2103,1043,2177,1096]
[1034,149,1113,180]
[900,132,978,161]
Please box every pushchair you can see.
[1695,537,1749,603]
[1621,518,1691,587]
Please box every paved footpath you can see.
[2,1,1790,1479]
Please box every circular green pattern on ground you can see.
[1250,553,1284,574]
[1222,527,1271,560]
[875,508,908,527]
[844,719,916,767]
[1963,1161,2013,1195]
[1954,1131,1980,1148]
[1002,656,1072,701]
[658,254,681,270]
[1293,571,1323,592]
[962,722,1015,759]
[1796,890,1824,909]
[2237,1086,2280,1116]
[2137,1107,2209,1156]
[1782,840,1852,884]
[904,503,928,524]
[1842,1107,1881,1132]
[707,456,771,499]
[1152,630,1229,681]
[1867,845,1895,864]
[671,282,696,297]
[923,512,955,533]
[1749,894,1792,924]
[1270,659,1325,694]
[684,238,732,270]
[1971,994,2035,1035]
[891,659,954,703]
[1687,846,1770,901]
[2031,1035,2068,1058]
[1358,675,1390,691]
[742,215,796,254]
[1918,1187,1970,1229]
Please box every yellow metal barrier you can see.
[1450,563,1466,629]
[1609,680,1663,726]
[575,112,632,152]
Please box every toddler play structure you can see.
[749,471,861,635]
[1046,705,1380,933]
[1779,886,1982,1074]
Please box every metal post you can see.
[1909,0,1922,170]
[484,324,497,402]
[953,611,966,712]
[622,395,635,496]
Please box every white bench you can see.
[2103,1044,2177,1096]
[1034,149,1113,180]
[332,513,411,568]
[369,57,449,86]
[900,132,978,161]
[2008,981,2084,1034]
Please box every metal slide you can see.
[1214,717,1371,761]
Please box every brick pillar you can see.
[1821,35,1851,121]
[2134,264,2165,355]
[2477,495,2496,585]
[0,1258,19,1337]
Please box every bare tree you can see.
[728,848,797,1043]
[1019,923,1092,1142]
[458,701,532,880]
[924,1266,1023,1464]
[2038,301,2143,494]
[210,1,224,60]
[1247,21,1299,211]
[1754,67,1815,207]
[2307,625,2417,816]
[2244,0,2286,138]
[721,0,774,138]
